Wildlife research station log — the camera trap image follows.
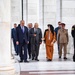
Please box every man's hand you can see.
[33,34,36,36]
[16,41,19,45]
[41,38,45,41]
[51,42,54,45]
[27,41,29,44]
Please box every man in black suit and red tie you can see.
[16,20,29,62]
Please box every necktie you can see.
[22,26,24,33]
[14,28,16,31]
[28,28,31,32]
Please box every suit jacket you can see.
[55,27,61,40]
[30,28,42,44]
[16,25,29,44]
[71,25,75,38]
[57,29,69,44]
[11,28,17,41]
[28,28,32,42]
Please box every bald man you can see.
[16,20,29,62]
[30,23,42,61]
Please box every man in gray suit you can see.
[30,23,42,61]
[28,23,33,59]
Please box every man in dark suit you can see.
[16,20,29,62]
[30,23,42,61]
[28,23,33,59]
[11,23,18,55]
[71,25,75,62]
[55,21,62,54]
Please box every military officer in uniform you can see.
[71,25,75,62]
[57,23,69,60]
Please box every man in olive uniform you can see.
[57,23,69,60]
[71,25,75,62]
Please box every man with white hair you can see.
[30,23,42,61]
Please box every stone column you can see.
[39,0,44,32]
[0,0,16,75]
[23,0,28,25]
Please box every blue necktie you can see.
[22,26,24,33]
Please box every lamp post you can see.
[22,0,23,20]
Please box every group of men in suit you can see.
[11,20,75,62]
[11,20,42,62]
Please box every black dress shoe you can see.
[73,58,75,62]
[29,56,31,59]
[24,60,29,63]
[47,59,52,61]
[17,53,18,55]
[32,58,34,60]
[73,60,75,62]
[19,60,23,62]
[64,57,67,60]
[59,56,61,59]
[35,59,39,61]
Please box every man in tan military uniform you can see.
[57,23,69,59]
